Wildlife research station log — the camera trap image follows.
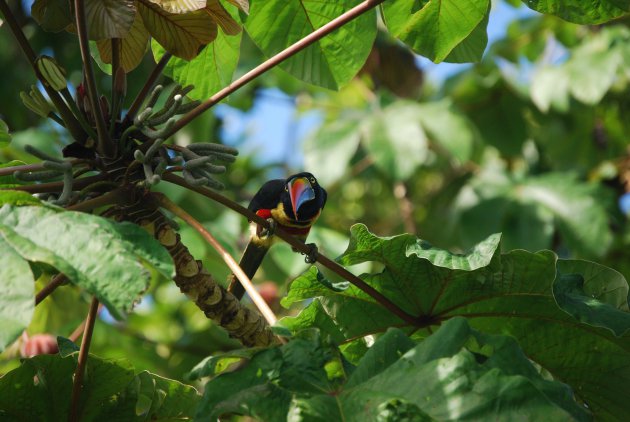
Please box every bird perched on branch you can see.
[227,172,327,300]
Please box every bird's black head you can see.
[282,172,327,222]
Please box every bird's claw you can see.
[303,243,318,264]
[259,218,276,239]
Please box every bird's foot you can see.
[302,243,318,264]
[259,218,277,239]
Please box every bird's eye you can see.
[309,177,316,184]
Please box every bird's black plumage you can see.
[227,172,327,300]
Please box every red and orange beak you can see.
[288,177,315,218]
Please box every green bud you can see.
[36,55,67,91]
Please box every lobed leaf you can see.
[523,0,630,24]
[0,205,174,320]
[282,224,630,420]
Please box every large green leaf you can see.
[244,0,376,89]
[361,101,428,181]
[523,0,630,24]
[382,0,490,63]
[0,239,35,352]
[139,0,218,60]
[281,224,630,420]
[151,13,241,101]
[84,0,136,40]
[0,119,11,147]
[197,320,588,420]
[0,205,174,320]
[0,351,199,420]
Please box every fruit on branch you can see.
[20,333,59,357]
[228,172,328,300]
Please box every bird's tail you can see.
[227,240,270,300]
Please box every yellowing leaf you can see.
[224,0,248,13]
[205,0,240,35]
[147,0,206,14]
[97,12,150,72]
[138,0,217,60]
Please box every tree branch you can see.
[73,0,112,156]
[154,193,281,330]
[35,273,67,305]
[162,173,420,326]
[162,0,385,139]
[68,296,99,422]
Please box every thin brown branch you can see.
[163,0,385,139]
[154,193,281,330]
[162,173,420,326]
[73,0,112,156]
[123,52,172,126]
[0,0,86,142]
[9,174,106,194]
[65,188,127,212]
[68,296,99,422]
[35,274,67,305]
[0,160,81,177]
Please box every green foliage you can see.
[194,320,589,421]
[0,206,174,324]
[0,347,199,421]
[281,226,630,420]
[523,0,630,24]
[245,0,377,89]
[382,0,490,63]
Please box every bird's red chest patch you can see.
[255,209,273,219]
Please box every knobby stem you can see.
[154,193,282,331]
[68,296,99,422]
[163,0,385,140]
[73,0,113,157]
[162,173,421,326]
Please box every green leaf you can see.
[405,232,501,270]
[84,0,135,40]
[96,11,150,72]
[382,0,490,63]
[523,0,629,24]
[0,161,27,188]
[139,1,218,60]
[0,239,35,351]
[56,336,80,357]
[31,0,73,33]
[282,224,630,420]
[0,190,42,206]
[531,65,571,113]
[416,99,475,162]
[443,7,489,63]
[187,347,266,380]
[555,260,630,336]
[514,173,612,257]
[303,117,362,186]
[361,102,428,181]
[199,320,588,421]
[0,352,199,420]
[152,20,241,101]
[0,205,174,320]
[245,0,377,89]
[0,119,11,147]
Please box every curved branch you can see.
[162,173,420,326]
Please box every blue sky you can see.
[215,1,539,169]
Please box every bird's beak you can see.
[288,177,315,218]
